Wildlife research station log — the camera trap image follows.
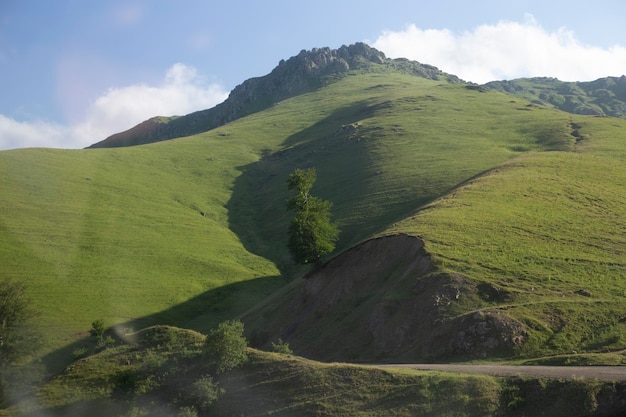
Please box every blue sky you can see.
[2,0,626,149]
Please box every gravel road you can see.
[370,364,626,381]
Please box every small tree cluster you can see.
[286,168,339,265]
[203,320,248,373]
[89,319,105,341]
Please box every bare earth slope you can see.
[248,234,527,363]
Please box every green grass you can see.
[486,76,626,118]
[385,131,626,357]
[0,141,282,358]
[1,65,626,370]
[12,325,624,417]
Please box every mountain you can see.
[87,43,461,148]
[0,44,626,415]
[2,43,626,415]
[485,75,626,117]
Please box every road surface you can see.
[369,364,626,381]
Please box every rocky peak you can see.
[88,43,455,148]
[224,43,387,110]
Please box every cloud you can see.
[372,16,626,83]
[0,115,69,150]
[0,64,228,150]
[112,3,144,26]
[187,32,214,51]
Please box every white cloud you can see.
[372,16,626,83]
[0,115,69,150]
[0,64,228,150]
[112,3,144,26]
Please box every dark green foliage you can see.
[0,278,39,365]
[286,168,339,264]
[271,338,293,355]
[111,368,139,400]
[204,320,248,373]
[90,319,105,341]
[178,406,198,417]
[0,278,40,405]
[188,375,223,411]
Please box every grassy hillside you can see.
[226,71,587,266]
[1,62,626,369]
[12,326,624,417]
[385,149,626,357]
[0,141,283,358]
[485,76,626,118]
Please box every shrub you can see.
[89,319,105,341]
[204,320,248,373]
[111,368,139,400]
[189,375,223,411]
[178,406,198,417]
[72,346,89,359]
[271,338,293,355]
[0,278,40,406]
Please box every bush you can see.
[89,319,105,341]
[189,376,223,411]
[0,278,40,406]
[178,406,198,417]
[204,320,248,373]
[271,338,293,355]
[72,346,89,359]
[111,368,139,400]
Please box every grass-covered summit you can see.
[87,43,460,148]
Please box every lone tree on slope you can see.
[286,168,339,265]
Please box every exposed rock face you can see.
[88,43,460,148]
[267,234,527,362]
[451,311,527,358]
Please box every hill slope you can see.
[22,326,626,417]
[1,44,625,371]
[88,43,460,148]
[485,76,626,117]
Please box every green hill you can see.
[2,43,626,414]
[485,76,626,118]
[23,326,626,417]
[87,43,460,149]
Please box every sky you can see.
[1,0,626,150]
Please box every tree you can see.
[0,278,40,405]
[286,168,339,265]
[89,319,105,341]
[203,320,248,373]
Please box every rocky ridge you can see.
[88,43,460,148]
[485,75,626,117]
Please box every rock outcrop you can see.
[257,234,527,363]
[88,43,460,148]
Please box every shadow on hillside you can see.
[39,274,285,375]
[226,100,385,275]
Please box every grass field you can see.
[1,66,625,366]
[8,326,620,417]
[0,141,283,355]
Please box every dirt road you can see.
[370,364,626,381]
